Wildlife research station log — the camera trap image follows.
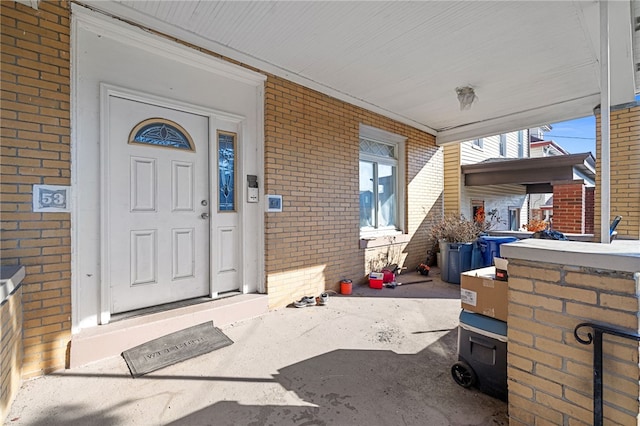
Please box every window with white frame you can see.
[517,131,524,158]
[472,138,483,149]
[359,125,405,235]
[508,207,521,231]
[499,134,507,157]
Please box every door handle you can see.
[200,212,209,219]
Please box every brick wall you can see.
[264,75,440,307]
[0,287,23,422]
[508,259,640,425]
[0,1,72,378]
[552,180,585,234]
[594,104,640,240]
[585,187,594,234]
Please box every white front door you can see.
[107,95,211,313]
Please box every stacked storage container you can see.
[451,265,509,400]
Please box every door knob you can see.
[201,212,209,219]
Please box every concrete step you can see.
[70,293,268,368]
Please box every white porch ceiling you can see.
[82,1,639,144]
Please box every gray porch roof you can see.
[83,0,640,145]
[461,153,596,193]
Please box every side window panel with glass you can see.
[359,136,398,233]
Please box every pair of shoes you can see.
[294,296,316,308]
[317,292,329,306]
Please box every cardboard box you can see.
[460,267,507,322]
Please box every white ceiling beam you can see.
[435,94,601,145]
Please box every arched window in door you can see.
[129,118,195,151]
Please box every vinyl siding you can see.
[461,184,528,230]
[443,143,461,214]
[460,131,525,165]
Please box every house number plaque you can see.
[33,184,71,212]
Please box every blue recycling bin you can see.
[440,242,475,284]
[478,236,518,267]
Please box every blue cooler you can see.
[451,310,508,400]
[478,236,517,267]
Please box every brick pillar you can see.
[594,103,640,240]
[507,257,640,425]
[584,187,594,234]
[552,180,585,234]
[0,286,23,421]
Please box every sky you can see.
[547,116,596,155]
[546,94,640,156]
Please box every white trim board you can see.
[71,3,266,87]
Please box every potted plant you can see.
[428,212,497,284]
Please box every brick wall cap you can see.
[501,239,640,273]
[1,265,26,306]
[551,179,585,186]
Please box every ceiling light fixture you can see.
[456,86,477,111]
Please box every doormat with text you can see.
[122,321,233,377]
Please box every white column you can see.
[599,0,611,244]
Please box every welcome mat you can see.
[122,321,233,377]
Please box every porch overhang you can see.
[461,153,596,194]
[80,0,640,143]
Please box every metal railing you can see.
[574,322,640,426]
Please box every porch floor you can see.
[6,268,508,425]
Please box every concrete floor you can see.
[5,269,508,425]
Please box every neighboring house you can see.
[530,139,569,157]
[445,128,597,235]
[529,139,596,231]
[444,130,530,231]
[527,125,552,144]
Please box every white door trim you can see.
[71,7,266,333]
[99,84,247,324]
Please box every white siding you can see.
[461,184,528,231]
[460,131,525,165]
[530,145,545,158]
[458,130,531,229]
[504,132,519,158]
